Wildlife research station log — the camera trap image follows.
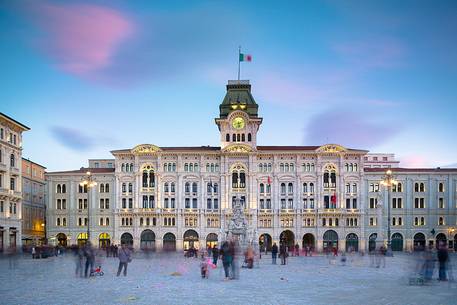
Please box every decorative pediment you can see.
[316,144,347,153]
[131,144,162,155]
[223,144,254,153]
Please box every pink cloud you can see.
[29,3,134,75]
[333,38,406,69]
[399,154,432,168]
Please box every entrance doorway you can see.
[259,233,272,252]
[391,233,403,251]
[302,233,315,250]
[368,233,377,252]
[346,233,359,252]
[120,232,133,247]
[413,233,426,251]
[183,230,199,250]
[99,233,111,248]
[279,230,295,250]
[206,233,218,249]
[323,230,338,251]
[56,233,67,247]
[163,233,176,251]
[140,230,156,250]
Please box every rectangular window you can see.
[164,198,169,208]
[185,198,190,209]
[207,198,212,209]
[369,198,377,209]
[281,199,286,209]
[171,198,175,209]
[192,198,197,209]
[369,217,377,226]
[128,198,133,209]
[288,199,293,209]
[352,198,357,209]
[439,198,444,209]
[213,199,218,209]
[122,198,126,209]
[10,178,15,191]
[346,198,350,209]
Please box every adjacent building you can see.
[0,112,30,251]
[45,80,457,252]
[21,158,46,246]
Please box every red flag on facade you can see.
[331,192,337,204]
[267,176,271,185]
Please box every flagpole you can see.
[238,46,241,81]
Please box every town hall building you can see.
[45,80,457,252]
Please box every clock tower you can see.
[215,80,262,150]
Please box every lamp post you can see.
[80,172,97,243]
[380,169,397,256]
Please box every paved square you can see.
[1,253,456,305]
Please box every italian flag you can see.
[239,53,252,62]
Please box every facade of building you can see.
[21,158,46,246]
[364,153,400,168]
[45,81,457,252]
[0,112,30,251]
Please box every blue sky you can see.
[1,0,456,171]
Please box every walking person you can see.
[437,242,449,281]
[212,246,219,266]
[295,243,300,256]
[75,246,84,277]
[117,244,132,277]
[84,242,95,278]
[220,241,232,281]
[279,243,287,265]
[271,242,278,264]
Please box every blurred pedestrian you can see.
[294,243,299,256]
[271,242,278,264]
[84,242,95,278]
[212,246,219,266]
[31,246,36,259]
[279,243,287,265]
[75,246,84,277]
[244,245,254,269]
[117,244,132,277]
[220,241,232,281]
[437,242,449,281]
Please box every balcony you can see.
[141,187,155,193]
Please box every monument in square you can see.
[225,196,257,250]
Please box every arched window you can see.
[439,217,444,226]
[280,183,286,194]
[414,183,419,192]
[397,183,402,192]
[122,183,126,193]
[232,134,236,142]
[353,183,357,193]
[226,134,230,141]
[10,154,15,167]
[185,182,190,193]
[303,183,308,193]
[207,183,212,194]
[128,183,133,193]
[130,163,134,172]
[323,164,337,188]
[248,133,251,141]
[194,163,199,172]
[288,183,293,193]
[259,164,263,172]
[184,163,189,172]
[57,184,61,193]
[237,134,241,142]
[438,182,444,192]
[241,134,245,142]
[100,184,105,193]
[171,182,175,193]
[121,164,125,172]
[189,163,193,172]
[63,218,66,226]
[105,184,109,193]
[143,170,148,187]
[192,182,198,193]
[164,183,169,193]
[214,183,218,193]
[260,183,265,193]
[62,184,66,193]
[420,183,425,192]
[310,183,315,193]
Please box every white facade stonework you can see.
[45,81,457,252]
[0,113,30,251]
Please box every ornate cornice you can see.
[131,144,162,155]
[223,143,254,154]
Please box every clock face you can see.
[232,117,245,129]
